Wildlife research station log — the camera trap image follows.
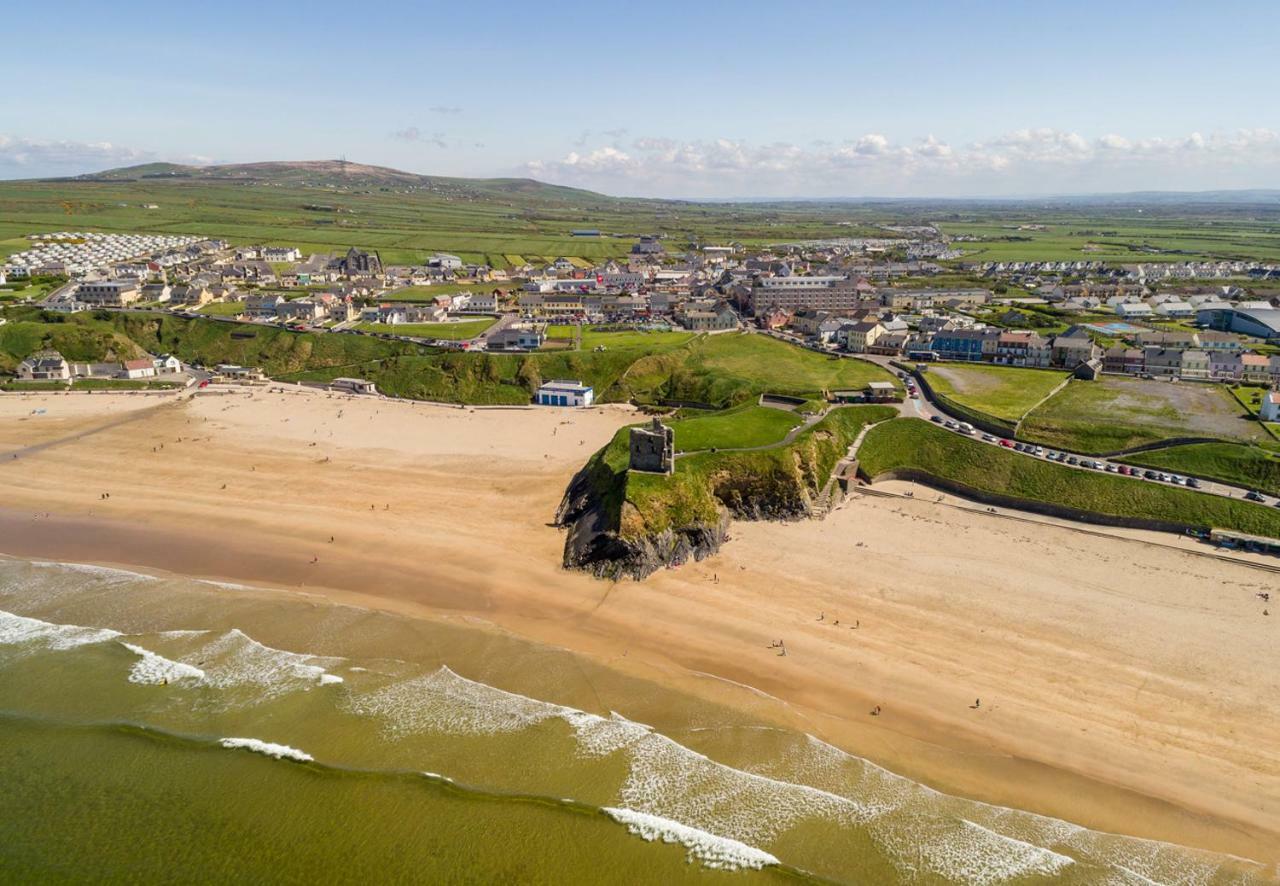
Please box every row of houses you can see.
[15,351,183,381]
[1102,347,1280,384]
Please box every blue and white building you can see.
[536,379,594,407]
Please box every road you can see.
[846,350,1279,510]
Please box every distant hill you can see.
[67,159,618,206]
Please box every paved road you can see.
[849,351,1279,509]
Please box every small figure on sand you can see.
[1258,592,1271,602]
[971,698,981,709]
[870,705,881,716]
[817,612,825,622]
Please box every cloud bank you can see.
[0,135,211,178]
[524,128,1280,197]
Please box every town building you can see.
[77,279,141,307]
[748,276,865,314]
[331,378,377,395]
[843,320,885,354]
[17,350,71,380]
[535,379,594,407]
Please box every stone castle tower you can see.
[629,418,674,474]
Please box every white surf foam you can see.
[219,737,313,763]
[345,666,1258,884]
[603,807,779,871]
[0,608,121,651]
[182,628,345,699]
[120,642,206,685]
[29,561,157,583]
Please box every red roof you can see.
[123,359,153,370]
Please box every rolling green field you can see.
[1019,376,1268,453]
[1118,442,1280,496]
[939,217,1280,263]
[353,318,496,340]
[925,364,1068,424]
[668,404,802,452]
[859,418,1280,538]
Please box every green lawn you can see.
[196,301,246,316]
[1118,442,1280,496]
[617,405,898,540]
[545,325,696,351]
[668,404,802,452]
[859,418,1280,539]
[353,318,496,340]
[376,283,498,302]
[1020,376,1269,453]
[925,364,1068,424]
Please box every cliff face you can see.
[554,453,819,581]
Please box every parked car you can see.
[1067,457,1079,466]
[1143,470,1158,480]
[1105,464,1118,473]
[981,434,995,442]
[1186,477,1200,488]
[1245,490,1266,502]
[999,439,1014,448]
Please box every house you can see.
[1103,347,1144,375]
[153,354,182,374]
[276,298,326,323]
[120,359,157,380]
[535,379,594,407]
[993,331,1051,368]
[458,290,499,314]
[1143,347,1183,378]
[263,247,301,263]
[1050,332,1100,369]
[489,324,546,350]
[244,293,287,317]
[867,331,911,356]
[1179,349,1210,380]
[791,309,833,336]
[140,283,172,303]
[16,350,71,381]
[331,377,377,395]
[340,247,381,276]
[843,320,885,353]
[1261,390,1280,422]
[1241,353,1272,384]
[682,303,738,332]
[1115,302,1153,319]
[930,328,993,362]
[429,253,463,271]
[77,279,141,307]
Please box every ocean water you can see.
[0,557,1271,884]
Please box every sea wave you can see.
[345,665,1265,884]
[180,628,344,699]
[603,807,779,871]
[120,642,206,685]
[219,737,314,763]
[0,608,122,651]
[29,561,158,583]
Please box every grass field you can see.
[352,318,496,340]
[545,325,696,351]
[376,283,495,302]
[196,301,246,316]
[668,404,802,452]
[938,217,1280,263]
[859,418,1280,538]
[1118,442,1280,496]
[1019,376,1268,453]
[925,364,1068,424]
[607,406,898,540]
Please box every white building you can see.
[1262,390,1280,423]
[535,379,594,407]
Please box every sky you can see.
[3,0,1279,198]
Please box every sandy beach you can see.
[2,386,1277,866]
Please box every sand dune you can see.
[1,387,1277,864]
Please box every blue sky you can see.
[3,0,1279,197]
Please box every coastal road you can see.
[751,332,1279,511]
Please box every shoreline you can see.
[2,389,1278,867]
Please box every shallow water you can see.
[0,558,1269,884]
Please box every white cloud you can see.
[522,128,1280,197]
[390,127,448,148]
[0,135,210,178]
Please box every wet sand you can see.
[2,387,1277,865]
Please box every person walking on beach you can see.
[972,698,981,709]
[870,705,881,716]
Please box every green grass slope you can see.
[859,418,1280,538]
[1118,442,1280,496]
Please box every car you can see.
[999,439,1014,448]
[930,415,943,423]
[1156,473,1169,482]
[1186,477,1200,488]
[1033,447,1044,456]
[981,434,995,442]
[1168,474,1183,485]
[1105,464,1118,473]
[1245,490,1266,502]
[1143,470,1157,480]
[945,421,959,430]
[1013,442,1025,452]
[1067,456,1078,466]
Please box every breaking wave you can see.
[603,807,779,871]
[219,737,314,763]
